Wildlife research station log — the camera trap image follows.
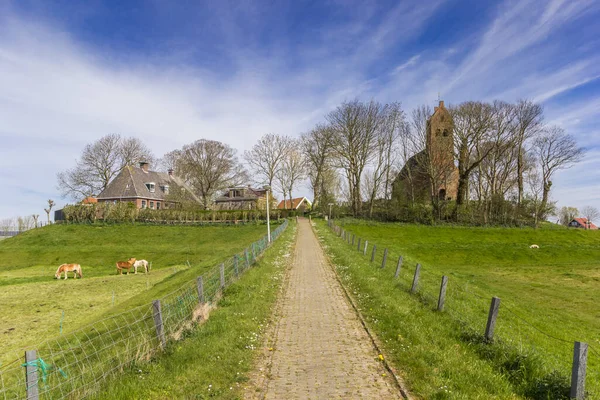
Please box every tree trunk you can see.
[539,181,552,221]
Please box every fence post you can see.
[410,263,421,293]
[394,256,403,278]
[24,350,39,400]
[352,234,355,246]
[196,276,204,303]
[234,255,239,276]
[357,238,361,251]
[484,297,501,342]
[220,263,225,289]
[371,245,377,262]
[245,249,250,268]
[152,300,166,350]
[381,248,388,269]
[364,240,368,256]
[437,276,448,311]
[570,341,588,399]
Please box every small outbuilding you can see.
[569,218,598,230]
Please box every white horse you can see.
[133,259,150,274]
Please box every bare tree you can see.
[515,100,544,207]
[451,102,497,211]
[172,139,247,208]
[44,199,55,224]
[328,100,386,216]
[581,206,600,229]
[276,142,305,209]
[532,126,585,220]
[244,134,292,188]
[57,134,155,200]
[301,125,334,210]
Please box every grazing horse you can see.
[55,264,83,279]
[116,258,136,275]
[133,259,149,274]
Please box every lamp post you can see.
[264,185,271,243]
[328,203,334,220]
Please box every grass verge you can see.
[89,220,296,399]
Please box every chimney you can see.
[167,169,174,177]
[139,162,149,173]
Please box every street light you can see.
[328,203,334,220]
[264,185,271,243]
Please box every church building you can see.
[393,100,459,204]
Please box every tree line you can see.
[56,98,592,226]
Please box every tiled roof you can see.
[215,187,267,203]
[571,218,598,229]
[277,197,311,210]
[97,165,200,203]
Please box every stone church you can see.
[393,100,459,203]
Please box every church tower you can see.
[425,101,458,200]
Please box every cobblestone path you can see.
[256,219,403,399]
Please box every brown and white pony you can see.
[55,264,83,279]
[133,259,149,274]
[116,258,136,275]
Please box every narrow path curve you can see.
[252,218,403,399]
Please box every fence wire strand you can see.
[0,220,288,400]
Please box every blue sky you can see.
[0,0,599,220]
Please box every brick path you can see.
[254,219,403,399]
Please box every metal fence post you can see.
[234,255,239,276]
[571,341,588,399]
[410,263,421,293]
[381,248,388,269]
[352,234,355,246]
[437,276,448,311]
[364,240,368,256]
[220,263,225,289]
[371,245,377,262]
[196,276,204,303]
[24,350,39,400]
[485,297,501,342]
[152,300,166,350]
[357,238,361,251]
[245,249,250,268]
[394,256,403,278]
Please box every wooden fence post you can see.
[410,263,421,293]
[220,263,225,289]
[394,256,403,278]
[381,248,388,269]
[364,240,368,256]
[484,297,501,342]
[24,350,39,400]
[571,341,588,400]
[357,238,361,251]
[371,245,377,262]
[352,234,355,246]
[152,300,166,349]
[196,276,204,303]
[437,276,448,311]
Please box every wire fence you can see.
[0,219,288,400]
[326,219,598,399]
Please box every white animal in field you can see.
[529,244,539,249]
[133,259,149,274]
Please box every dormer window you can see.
[161,185,169,194]
[145,182,155,193]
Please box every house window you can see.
[150,201,155,209]
[145,183,155,193]
[162,185,169,194]
[438,189,446,200]
[157,202,161,210]
[141,200,147,209]
[442,129,449,137]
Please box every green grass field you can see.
[316,220,600,399]
[0,223,270,361]
[90,220,296,399]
